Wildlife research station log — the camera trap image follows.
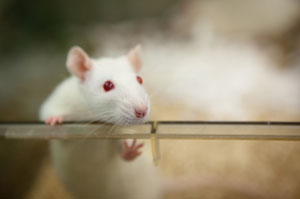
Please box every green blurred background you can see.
[0,0,178,54]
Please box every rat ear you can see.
[127,45,142,72]
[66,46,92,80]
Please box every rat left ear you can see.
[127,45,142,72]
[66,46,92,80]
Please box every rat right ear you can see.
[127,45,142,73]
[66,46,92,80]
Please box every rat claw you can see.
[132,139,137,147]
[45,118,50,124]
[136,143,144,150]
[45,116,63,126]
[122,139,144,161]
[123,141,129,149]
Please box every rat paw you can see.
[45,116,63,126]
[122,139,144,161]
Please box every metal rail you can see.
[1,121,300,141]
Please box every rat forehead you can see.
[88,57,138,82]
[91,57,133,73]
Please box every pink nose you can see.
[134,107,148,118]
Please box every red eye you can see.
[137,76,143,84]
[103,80,115,92]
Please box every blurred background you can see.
[1,0,300,198]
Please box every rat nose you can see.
[134,107,148,118]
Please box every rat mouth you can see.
[119,111,148,125]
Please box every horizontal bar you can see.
[0,121,299,141]
[1,121,300,125]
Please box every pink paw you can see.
[122,139,144,161]
[45,116,63,126]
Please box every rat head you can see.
[66,45,150,125]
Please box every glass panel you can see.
[157,122,300,140]
[1,122,300,141]
[0,123,152,139]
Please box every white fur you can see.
[40,56,150,124]
[50,140,163,199]
[82,57,150,124]
[39,51,162,199]
[39,77,89,121]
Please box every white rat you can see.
[39,45,276,199]
[39,46,164,199]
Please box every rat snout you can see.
[134,106,148,118]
